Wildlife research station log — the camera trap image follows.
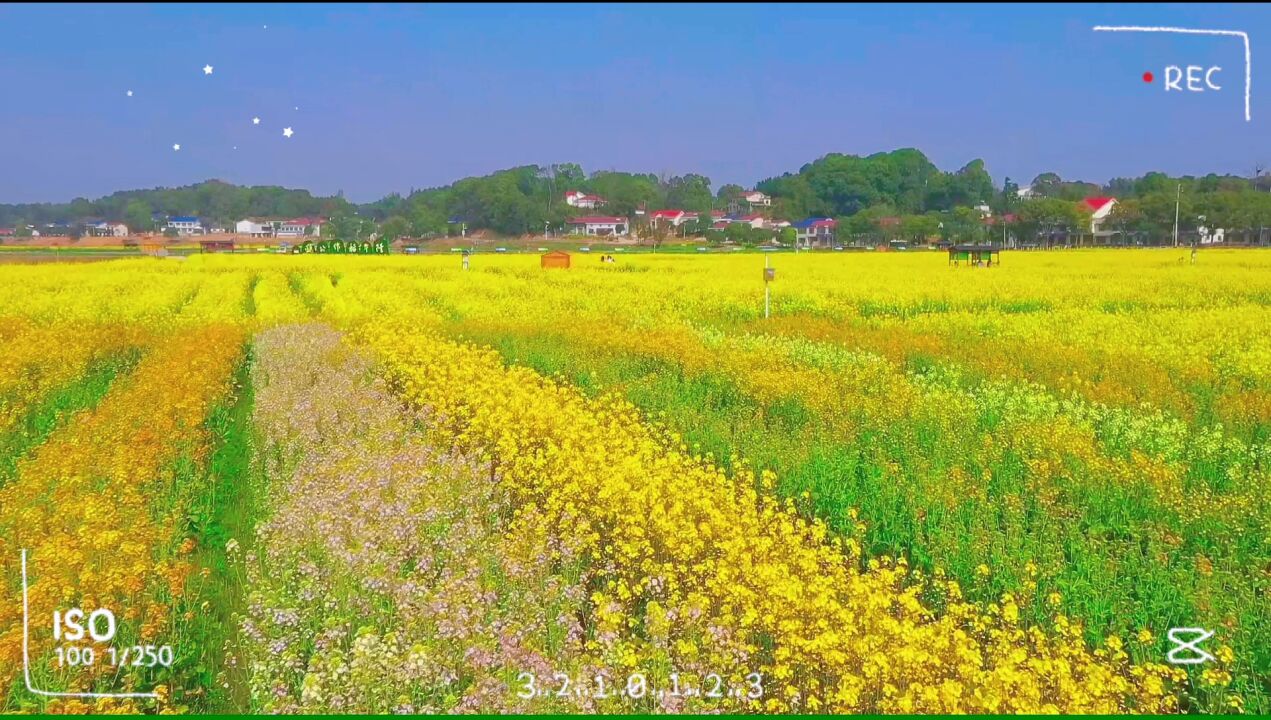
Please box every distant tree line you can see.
[756,149,1271,247]
[356,164,723,238]
[5,153,1271,246]
[0,179,353,234]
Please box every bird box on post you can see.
[764,267,776,282]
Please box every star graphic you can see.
[252,117,261,125]
[126,90,133,97]
[173,143,181,151]
[203,64,214,75]
[294,106,299,110]
[283,127,294,138]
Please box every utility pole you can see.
[1172,184,1181,247]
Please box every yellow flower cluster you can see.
[0,325,243,706]
[358,324,1186,713]
[0,323,145,437]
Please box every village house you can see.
[236,217,326,238]
[566,215,628,237]
[730,213,767,229]
[235,218,277,237]
[564,190,607,209]
[277,217,326,238]
[727,190,772,214]
[649,209,689,227]
[793,217,838,248]
[86,221,129,237]
[1082,197,1118,240]
[165,216,204,236]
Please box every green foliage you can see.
[1013,196,1087,245]
[664,173,714,213]
[756,148,992,218]
[0,179,352,230]
[123,200,154,234]
[379,216,410,241]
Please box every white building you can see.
[235,219,275,237]
[1081,197,1117,239]
[277,217,325,238]
[564,191,607,209]
[566,215,628,237]
[236,217,324,238]
[649,209,688,227]
[728,190,772,214]
[793,217,837,248]
[87,222,129,237]
[165,216,203,236]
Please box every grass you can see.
[167,344,258,712]
[0,348,143,485]
[460,323,1271,713]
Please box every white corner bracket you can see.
[1093,25,1252,122]
[21,549,159,700]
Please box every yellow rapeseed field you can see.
[0,249,1266,714]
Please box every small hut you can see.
[948,244,1000,267]
[199,239,236,254]
[541,250,571,269]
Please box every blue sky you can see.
[1,3,1269,204]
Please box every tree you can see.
[665,174,714,213]
[950,159,995,208]
[379,216,411,242]
[948,206,984,243]
[643,218,670,249]
[1030,173,1064,197]
[900,214,941,244]
[1106,199,1146,245]
[999,177,1020,213]
[124,200,153,234]
[1015,197,1084,247]
[716,184,744,202]
[1139,190,1192,244]
[14,223,32,238]
[163,226,179,239]
[779,227,796,246]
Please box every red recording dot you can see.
[1143,71,1154,83]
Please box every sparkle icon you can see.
[172,143,181,151]
[203,64,214,75]
[126,90,133,97]
[283,127,294,138]
[252,117,261,125]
